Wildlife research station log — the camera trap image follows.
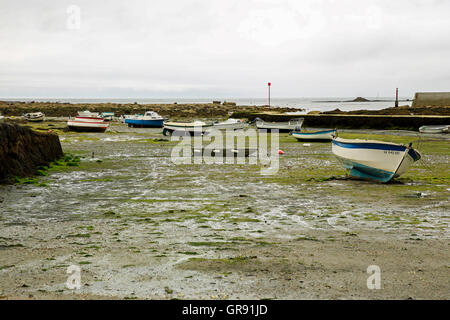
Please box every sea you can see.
[0,97,412,114]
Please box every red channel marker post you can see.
[268,82,271,111]
[395,88,399,107]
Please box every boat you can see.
[125,111,165,128]
[418,125,449,134]
[119,115,133,123]
[0,113,4,122]
[331,136,421,183]
[77,110,99,117]
[100,112,115,121]
[291,129,336,141]
[23,112,45,122]
[255,118,304,132]
[163,120,213,136]
[213,118,247,130]
[67,115,109,132]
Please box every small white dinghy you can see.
[255,118,304,132]
[331,136,421,183]
[23,112,45,122]
[163,120,213,136]
[77,110,100,117]
[213,118,247,130]
[418,125,449,134]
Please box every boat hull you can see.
[331,137,421,182]
[213,122,246,130]
[163,122,213,136]
[256,118,304,132]
[125,118,164,128]
[26,116,45,122]
[418,125,449,133]
[24,112,45,122]
[212,119,247,130]
[67,118,109,132]
[292,129,336,141]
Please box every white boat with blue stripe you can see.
[331,136,421,183]
[291,129,336,141]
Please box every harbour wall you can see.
[412,92,450,107]
[230,112,450,130]
[0,123,63,183]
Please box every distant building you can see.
[412,92,450,107]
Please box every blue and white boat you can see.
[291,129,336,141]
[125,111,165,128]
[331,136,421,183]
[100,112,115,121]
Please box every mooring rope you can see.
[412,132,442,178]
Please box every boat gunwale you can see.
[292,129,336,136]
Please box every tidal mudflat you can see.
[0,123,448,299]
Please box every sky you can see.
[1,0,450,99]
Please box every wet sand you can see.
[0,123,449,299]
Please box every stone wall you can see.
[0,123,63,183]
[230,112,450,130]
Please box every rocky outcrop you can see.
[350,97,370,102]
[0,123,63,183]
[0,101,300,119]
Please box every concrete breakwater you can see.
[412,92,450,107]
[0,123,63,183]
[230,112,450,130]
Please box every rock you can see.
[0,123,63,183]
[322,108,343,114]
[351,97,370,102]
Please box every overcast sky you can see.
[1,0,449,98]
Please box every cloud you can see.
[0,0,449,98]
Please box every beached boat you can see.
[418,125,449,134]
[77,110,100,117]
[163,120,213,136]
[331,136,421,183]
[255,118,304,132]
[100,112,115,121]
[291,129,336,141]
[125,111,165,128]
[119,115,133,123]
[23,112,45,122]
[67,115,109,132]
[213,118,247,130]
